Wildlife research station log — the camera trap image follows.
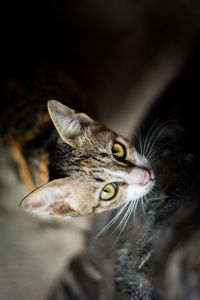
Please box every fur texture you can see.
[1,65,154,218]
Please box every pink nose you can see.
[142,168,152,185]
[129,167,153,186]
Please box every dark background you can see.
[1,0,200,135]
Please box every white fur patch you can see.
[104,152,154,202]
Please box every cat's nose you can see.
[129,166,153,186]
[142,168,152,185]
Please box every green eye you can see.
[100,183,118,201]
[112,142,126,161]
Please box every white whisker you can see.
[148,195,168,201]
[95,201,130,238]
[148,138,170,160]
[138,126,145,155]
[143,119,159,156]
[120,201,135,231]
[144,122,165,157]
[148,140,171,163]
[133,198,140,218]
[145,121,170,160]
[112,201,134,232]
[140,197,146,215]
[111,200,136,246]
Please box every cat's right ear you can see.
[19,178,79,217]
[48,100,96,147]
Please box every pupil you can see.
[114,149,119,154]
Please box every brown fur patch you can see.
[16,112,50,145]
[37,112,50,125]
[9,139,36,191]
[38,152,49,185]
[8,113,51,190]
[47,201,75,216]
[80,161,91,175]
[80,161,97,175]
[31,202,43,209]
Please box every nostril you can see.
[143,167,150,179]
[144,170,151,184]
[141,167,154,185]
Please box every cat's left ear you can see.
[20,179,79,217]
[48,100,96,147]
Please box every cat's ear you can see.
[47,100,96,147]
[19,179,78,216]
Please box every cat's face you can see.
[20,100,154,217]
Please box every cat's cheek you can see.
[133,150,149,167]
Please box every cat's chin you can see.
[126,179,154,202]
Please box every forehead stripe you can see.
[93,177,105,182]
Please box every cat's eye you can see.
[112,142,126,161]
[100,183,118,201]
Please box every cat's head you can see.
[20,100,154,217]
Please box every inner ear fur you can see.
[20,178,78,217]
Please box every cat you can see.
[22,100,155,217]
[1,80,154,217]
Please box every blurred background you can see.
[1,0,200,299]
[2,0,199,135]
